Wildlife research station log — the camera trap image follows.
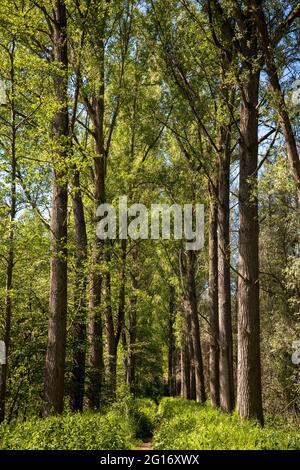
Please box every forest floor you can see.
[1,398,300,450]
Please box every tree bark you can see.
[85,33,106,410]
[181,320,191,400]
[43,0,69,416]
[218,126,234,412]
[69,169,88,412]
[104,265,117,397]
[122,251,138,394]
[187,307,196,401]
[168,286,176,396]
[186,251,206,402]
[208,195,220,409]
[0,42,16,423]
[86,240,104,410]
[237,69,264,424]
[122,330,128,384]
[127,285,137,394]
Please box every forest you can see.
[0,0,299,452]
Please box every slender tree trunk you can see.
[176,349,181,396]
[104,266,117,397]
[43,0,69,416]
[86,156,105,409]
[86,240,104,410]
[237,69,264,424]
[86,33,106,410]
[218,126,234,412]
[122,330,128,384]
[180,345,184,398]
[181,305,191,399]
[69,169,88,412]
[186,251,206,402]
[127,290,137,394]
[0,44,16,422]
[105,240,127,397]
[188,309,196,401]
[208,195,220,408]
[168,286,176,396]
[123,253,138,394]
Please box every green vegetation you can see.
[2,397,300,450]
[129,398,157,439]
[153,399,300,450]
[0,398,157,450]
[0,0,299,449]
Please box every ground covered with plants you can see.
[0,398,157,450]
[2,397,300,450]
[153,399,300,450]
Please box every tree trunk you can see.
[187,251,206,402]
[86,240,104,410]
[43,0,69,416]
[105,239,127,398]
[104,266,117,397]
[0,43,16,422]
[85,33,106,410]
[218,126,234,412]
[237,69,264,424]
[122,330,128,384]
[208,196,220,408]
[69,169,88,412]
[127,290,137,394]
[181,303,191,399]
[188,309,196,401]
[123,253,138,394]
[168,286,176,396]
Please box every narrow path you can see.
[136,438,153,451]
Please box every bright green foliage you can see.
[154,398,300,450]
[127,398,157,439]
[0,412,133,450]
[0,397,156,450]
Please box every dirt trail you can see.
[136,438,153,451]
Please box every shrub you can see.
[0,397,157,450]
[129,398,157,439]
[154,398,300,450]
[0,410,135,450]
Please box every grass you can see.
[3,396,299,450]
[0,397,157,450]
[153,398,300,450]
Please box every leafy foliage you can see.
[0,397,156,450]
[154,398,300,450]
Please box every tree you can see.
[0,39,17,423]
[252,0,300,203]
[43,0,69,416]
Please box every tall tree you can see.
[217,107,235,413]
[235,8,263,425]
[207,0,264,423]
[186,250,206,403]
[43,0,69,416]
[69,168,88,412]
[83,7,107,410]
[0,40,17,423]
[208,188,219,408]
[167,285,176,396]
